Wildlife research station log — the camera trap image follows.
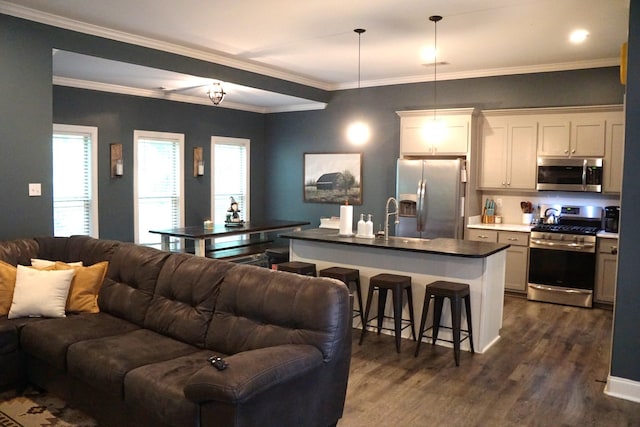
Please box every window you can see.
[212,137,250,224]
[134,130,184,246]
[52,124,98,237]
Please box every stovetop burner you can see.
[531,223,600,235]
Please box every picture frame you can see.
[304,152,362,204]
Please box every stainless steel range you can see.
[527,205,603,308]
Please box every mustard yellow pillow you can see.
[54,261,108,313]
[0,260,17,316]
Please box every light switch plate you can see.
[28,183,42,196]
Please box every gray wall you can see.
[265,68,624,227]
[611,0,640,383]
[53,86,266,242]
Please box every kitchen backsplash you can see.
[480,192,620,224]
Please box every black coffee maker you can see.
[604,206,620,233]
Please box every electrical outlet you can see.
[28,183,42,197]
[496,198,503,208]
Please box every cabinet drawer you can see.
[498,231,529,247]
[467,229,498,242]
[599,239,619,254]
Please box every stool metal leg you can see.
[391,287,403,353]
[432,295,444,345]
[451,295,462,367]
[354,277,365,325]
[405,287,416,341]
[377,287,388,335]
[359,284,376,345]
[464,294,475,354]
[415,292,432,357]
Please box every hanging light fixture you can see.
[423,15,447,144]
[346,28,370,145]
[207,82,226,105]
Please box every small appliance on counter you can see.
[604,206,620,233]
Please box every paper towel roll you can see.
[339,205,353,236]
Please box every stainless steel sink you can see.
[384,236,431,244]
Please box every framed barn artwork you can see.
[303,152,362,204]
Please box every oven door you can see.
[528,247,595,307]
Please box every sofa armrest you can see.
[184,344,323,404]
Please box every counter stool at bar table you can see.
[319,267,364,325]
[415,280,474,366]
[359,273,416,353]
[276,261,317,276]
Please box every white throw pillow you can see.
[31,258,83,268]
[7,265,76,319]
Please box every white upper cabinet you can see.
[397,108,477,157]
[604,118,625,193]
[537,114,607,157]
[479,116,537,190]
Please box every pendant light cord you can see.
[429,16,442,122]
[354,29,366,89]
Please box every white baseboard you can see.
[605,375,640,403]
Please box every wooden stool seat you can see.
[415,280,474,366]
[276,261,317,276]
[319,267,364,324]
[264,247,289,268]
[359,273,416,353]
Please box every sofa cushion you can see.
[205,264,350,362]
[20,312,140,371]
[124,350,214,426]
[144,254,235,347]
[33,236,70,262]
[65,235,121,266]
[67,329,199,399]
[0,238,39,266]
[8,265,75,319]
[99,243,170,326]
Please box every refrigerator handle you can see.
[417,179,427,232]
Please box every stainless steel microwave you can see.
[536,158,603,192]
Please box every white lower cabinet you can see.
[595,238,618,304]
[468,229,529,293]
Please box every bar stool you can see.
[319,267,364,325]
[264,247,289,269]
[415,280,474,366]
[359,273,416,353]
[276,261,317,276]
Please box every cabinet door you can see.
[507,122,537,189]
[505,245,528,292]
[400,116,433,155]
[596,253,617,303]
[435,119,469,155]
[571,119,605,156]
[604,121,625,193]
[479,120,508,188]
[400,115,469,156]
[538,120,570,156]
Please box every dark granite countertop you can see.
[280,228,510,258]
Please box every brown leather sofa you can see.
[0,236,352,427]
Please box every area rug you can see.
[0,388,97,427]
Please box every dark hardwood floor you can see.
[340,295,640,427]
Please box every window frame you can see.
[133,130,185,246]
[211,136,250,226]
[52,123,99,238]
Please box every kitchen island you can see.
[280,228,510,353]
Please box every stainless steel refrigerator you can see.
[395,158,465,239]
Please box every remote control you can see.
[208,356,228,371]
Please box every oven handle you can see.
[529,284,593,295]
[530,240,595,250]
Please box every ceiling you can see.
[0,0,630,113]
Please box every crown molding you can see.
[0,1,333,91]
[334,57,620,90]
[53,76,326,114]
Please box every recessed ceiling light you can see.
[569,29,589,44]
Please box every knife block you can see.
[482,209,495,224]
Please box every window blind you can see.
[213,141,248,224]
[136,136,182,246]
[52,130,95,237]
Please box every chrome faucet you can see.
[384,197,399,241]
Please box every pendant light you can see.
[346,28,370,145]
[424,15,447,144]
